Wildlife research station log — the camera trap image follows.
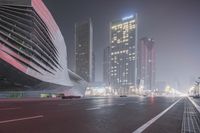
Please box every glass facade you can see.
[103,46,111,85]
[137,37,156,91]
[75,19,94,82]
[110,15,137,94]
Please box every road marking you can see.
[86,103,126,110]
[86,107,101,111]
[0,107,20,111]
[0,115,44,124]
[188,97,200,113]
[132,98,182,133]
[98,104,113,107]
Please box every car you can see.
[193,95,200,99]
[120,95,127,97]
[143,94,147,97]
[61,95,81,99]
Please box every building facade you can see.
[0,0,87,96]
[75,19,94,82]
[137,37,156,91]
[110,15,138,95]
[103,46,111,85]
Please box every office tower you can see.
[110,15,137,95]
[138,37,156,90]
[75,19,94,82]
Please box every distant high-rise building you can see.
[92,52,95,82]
[103,46,111,85]
[156,81,167,92]
[137,37,156,90]
[75,19,94,82]
[110,15,138,95]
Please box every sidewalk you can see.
[182,98,200,133]
[188,97,200,113]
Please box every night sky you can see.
[44,0,200,91]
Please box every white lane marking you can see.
[0,115,44,124]
[188,97,200,113]
[132,98,182,133]
[86,102,128,111]
[0,107,20,111]
[98,104,114,107]
[86,107,101,111]
[86,103,126,110]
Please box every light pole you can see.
[198,77,200,97]
[195,81,200,97]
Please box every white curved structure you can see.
[0,0,86,96]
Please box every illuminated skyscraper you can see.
[75,19,94,82]
[137,37,156,91]
[110,15,138,95]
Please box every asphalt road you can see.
[0,96,186,133]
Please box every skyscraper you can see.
[103,46,111,86]
[137,37,156,91]
[75,19,94,82]
[110,15,138,95]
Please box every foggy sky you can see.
[44,0,200,91]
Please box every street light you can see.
[195,80,200,98]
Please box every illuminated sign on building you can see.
[122,15,134,21]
